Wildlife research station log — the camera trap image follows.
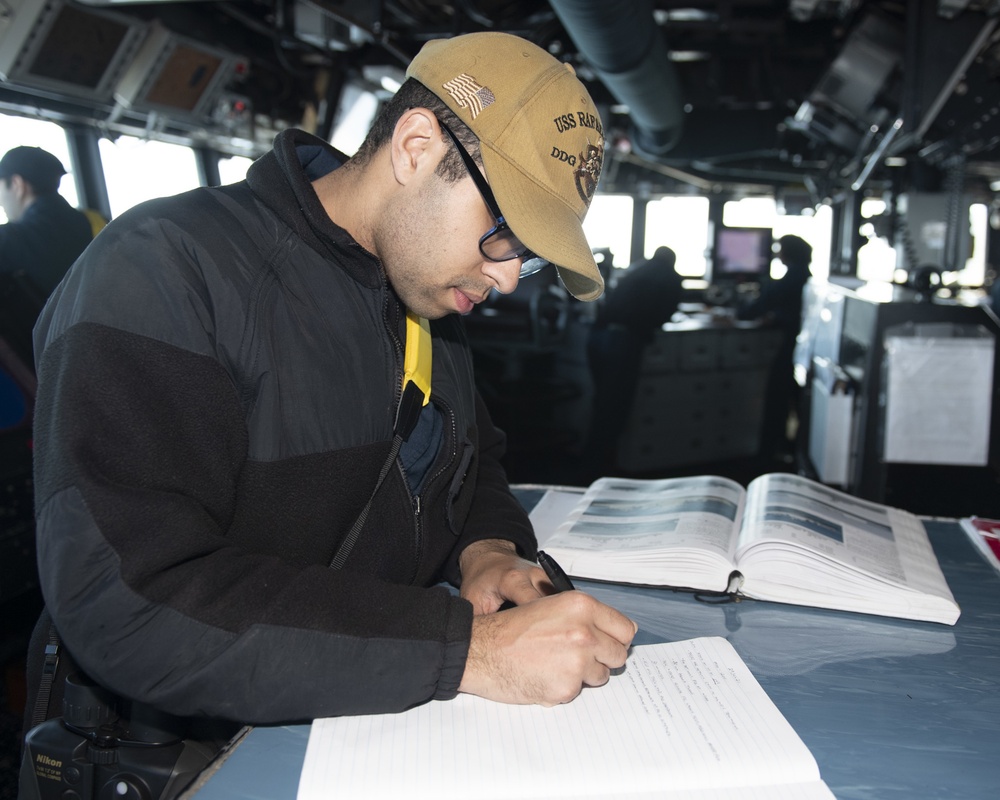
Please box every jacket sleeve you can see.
[31,211,472,724]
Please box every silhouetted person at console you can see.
[0,146,93,297]
[737,234,813,459]
[584,246,683,477]
[988,266,1000,318]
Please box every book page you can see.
[527,487,587,548]
[296,638,832,800]
[540,477,746,589]
[735,474,958,622]
[738,473,910,585]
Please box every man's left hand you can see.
[458,539,549,614]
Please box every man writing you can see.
[23,30,635,747]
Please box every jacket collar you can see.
[246,128,382,289]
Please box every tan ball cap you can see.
[406,32,605,301]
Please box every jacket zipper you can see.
[426,400,458,491]
[401,460,423,583]
[404,399,459,584]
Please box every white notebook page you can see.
[296,637,833,800]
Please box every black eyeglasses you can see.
[438,121,549,278]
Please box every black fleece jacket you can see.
[0,192,93,295]
[29,129,536,725]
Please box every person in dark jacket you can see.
[583,246,683,476]
[737,233,813,457]
[0,146,93,296]
[22,31,635,765]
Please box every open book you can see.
[297,637,835,800]
[535,472,959,625]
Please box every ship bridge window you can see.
[723,197,832,280]
[583,194,633,269]
[98,135,199,218]
[645,196,711,277]
[330,84,379,157]
[218,155,253,185]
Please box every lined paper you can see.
[296,637,834,799]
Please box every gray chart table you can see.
[188,513,1000,800]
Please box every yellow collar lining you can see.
[403,311,432,406]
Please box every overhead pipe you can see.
[548,0,685,157]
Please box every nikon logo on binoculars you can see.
[33,752,63,782]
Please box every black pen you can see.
[537,550,575,592]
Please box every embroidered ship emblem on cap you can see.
[442,74,495,120]
[574,140,604,205]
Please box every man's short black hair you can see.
[651,246,677,270]
[351,78,479,182]
[778,234,812,269]
[0,146,66,194]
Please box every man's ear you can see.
[390,108,443,186]
[9,175,30,201]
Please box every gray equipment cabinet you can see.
[616,320,782,472]
[801,281,1000,518]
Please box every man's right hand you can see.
[457,591,637,706]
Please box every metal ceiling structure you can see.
[2,0,999,204]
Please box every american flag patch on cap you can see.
[442,74,496,119]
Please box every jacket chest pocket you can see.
[446,437,475,534]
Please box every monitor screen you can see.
[143,43,224,113]
[113,26,245,121]
[714,227,773,276]
[26,4,131,90]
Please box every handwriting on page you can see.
[622,639,803,780]
[297,638,823,800]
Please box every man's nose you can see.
[483,258,521,295]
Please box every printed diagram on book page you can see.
[737,473,909,585]
[545,476,746,563]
